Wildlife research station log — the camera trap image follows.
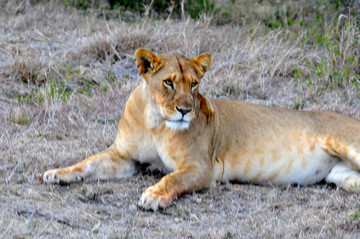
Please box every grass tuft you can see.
[11,58,48,84]
[7,107,32,125]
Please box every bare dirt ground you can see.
[1,1,360,238]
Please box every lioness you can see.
[44,48,360,210]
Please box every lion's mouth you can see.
[172,119,187,123]
[165,119,190,131]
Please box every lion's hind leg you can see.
[321,133,360,192]
[43,145,137,184]
[326,161,360,192]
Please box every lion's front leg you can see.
[139,163,212,210]
[43,145,137,184]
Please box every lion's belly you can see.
[215,136,339,186]
[132,137,177,174]
[130,137,168,173]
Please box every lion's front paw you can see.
[43,169,60,184]
[43,168,83,185]
[138,186,173,211]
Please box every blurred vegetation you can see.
[49,0,360,93]
[64,0,215,20]
[1,0,359,106]
[62,0,360,24]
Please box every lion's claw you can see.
[138,186,172,211]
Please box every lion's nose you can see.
[176,106,192,117]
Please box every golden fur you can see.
[44,49,360,210]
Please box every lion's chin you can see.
[165,120,190,131]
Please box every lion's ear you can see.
[193,53,212,79]
[134,48,162,80]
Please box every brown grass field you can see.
[1,0,360,238]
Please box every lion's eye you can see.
[191,82,198,88]
[164,79,173,88]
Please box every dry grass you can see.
[1,0,360,238]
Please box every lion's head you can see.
[134,49,212,130]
